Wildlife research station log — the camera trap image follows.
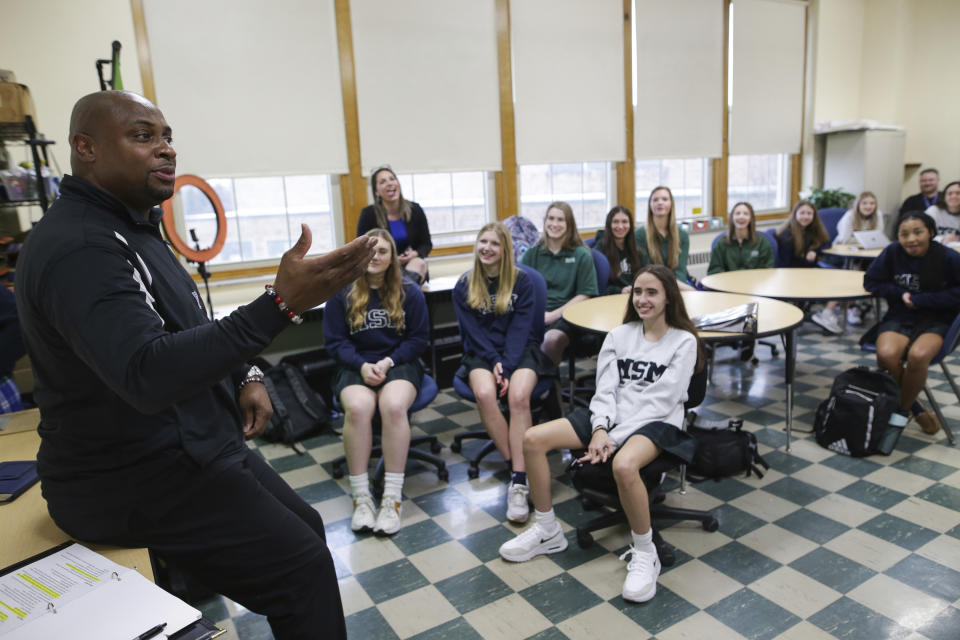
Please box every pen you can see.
[132,622,167,640]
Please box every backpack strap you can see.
[281,364,322,423]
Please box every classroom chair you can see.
[568,366,716,566]
[451,264,561,477]
[330,373,449,495]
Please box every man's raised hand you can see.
[273,225,377,313]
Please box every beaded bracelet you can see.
[265,284,304,325]
[238,375,264,391]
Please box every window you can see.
[179,175,335,266]
[395,171,489,247]
[727,153,791,212]
[635,158,710,220]
[519,162,612,231]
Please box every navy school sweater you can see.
[322,281,429,371]
[776,228,821,268]
[863,241,960,326]
[452,270,537,377]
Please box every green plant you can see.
[804,187,855,210]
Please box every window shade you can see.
[350,0,501,174]
[511,0,625,165]
[142,0,348,177]
[634,0,724,159]
[730,0,806,155]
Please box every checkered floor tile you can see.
[200,321,960,640]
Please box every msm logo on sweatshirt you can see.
[894,273,921,292]
[617,358,667,384]
[351,308,404,334]
[478,292,518,315]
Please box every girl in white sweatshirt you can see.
[499,264,704,604]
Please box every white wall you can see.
[0,0,143,164]
[810,0,960,200]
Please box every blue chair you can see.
[590,249,610,294]
[330,373,449,489]
[762,228,782,267]
[451,264,560,478]
[585,236,596,249]
[818,207,846,246]
[861,313,959,446]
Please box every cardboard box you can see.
[0,83,37,127]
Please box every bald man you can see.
[15,91,376,640]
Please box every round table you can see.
[700,268,870,302]
[822,243,882,261]
[563,291,806,450]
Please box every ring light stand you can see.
[161,175,228,321]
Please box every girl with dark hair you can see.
[595,205,648,294]
[927,180,960,243]
[520,201,599,364]
[635,186,691,287]
[777,200,840,333]
[454,223,555,522]
[864,211,960,436]
[323,229,430,536]
[707,201,774,274]
[356,166,433,284]
[499,265,703,603]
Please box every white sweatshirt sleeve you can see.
[835,210,855,245]
[589,332,619,433]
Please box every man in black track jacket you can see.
[14,90,375,640]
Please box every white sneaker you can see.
[846,305,862,326]
[351,493,377,532]
[620,544,661,603]
[499,521,567,562]
[811,309,842,335]
[374,494,402,536]
[506,483,530,523]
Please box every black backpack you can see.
[814,366,900,457]
[261,363,333,449]
[686,419,769,481]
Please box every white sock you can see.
[383,471,404,500]
[349,473,370,498]
[535,509,559,532]
[632,529,654,550]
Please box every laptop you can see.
[853,230,890,249]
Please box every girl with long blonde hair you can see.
[453,223,556,523]
[322,229,429,536]
[636,186,692,287]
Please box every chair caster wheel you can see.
[576,530,593,548]
[430,441,443,454]
[332,467,345,479]
[437,468,449,482]
[656,544,676,567]
[703,518,719,532]
[468,466,479,479]
[451,441,462,454]
[772,347,780,356]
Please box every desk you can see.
[700,268,871,302]
[0,409,154,582]
[822,243,882,261]
[563,292,805,449]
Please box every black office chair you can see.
[568,366,717,566]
